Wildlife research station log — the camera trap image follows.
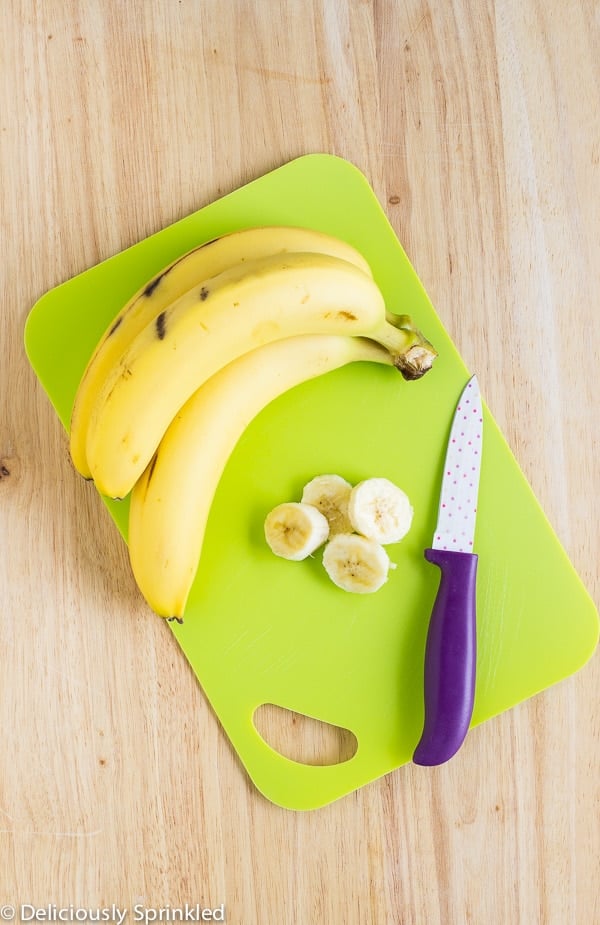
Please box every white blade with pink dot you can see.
[432,375,483,553]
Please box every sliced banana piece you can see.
[322,533,392,594]
[301,473,353,535]
[348,477,413,544]
[264,502,330,561]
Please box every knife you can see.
[413,375,483,766]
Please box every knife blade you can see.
[413,374,483,766]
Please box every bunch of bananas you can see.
[69,225,437,621]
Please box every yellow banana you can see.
[86,251,435,499]
[128,334,395,619]
[69,226,373,478]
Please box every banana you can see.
[127,334,394,619]
[264,502,330,560]
[301,474,353,535]
[69,226,373,479]
[348,477,414,544]
[322,533,393,594]
[87,251,436,499]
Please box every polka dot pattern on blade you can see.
[432,376,483,553]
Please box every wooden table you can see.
[1,2,598,922]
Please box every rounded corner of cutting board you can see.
[23,288,52,367]
[278,150,371,178]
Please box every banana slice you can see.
[322,533,392,593]
[301,473,353,535]
[348,477,413,544]
[264,502,330,561]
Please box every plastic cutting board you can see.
[24,154,599,811]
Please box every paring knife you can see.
[413,375,483,766]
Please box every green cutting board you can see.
[24,154,598,811]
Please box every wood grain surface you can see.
[1,1,598,922]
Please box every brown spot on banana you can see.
[199,287,209,301]
[323,310,358,321]
[155,311,167,340]
[142,240,216,299]
[144,273,164,297]
[108,316,123,336]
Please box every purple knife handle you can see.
[412,548,478,766]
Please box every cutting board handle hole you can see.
[252,703,358,766]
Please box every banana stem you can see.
[371,312,438,380]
